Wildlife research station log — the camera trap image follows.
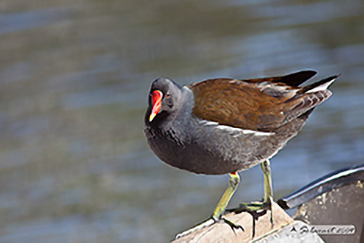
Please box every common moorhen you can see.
[144,70,338,238]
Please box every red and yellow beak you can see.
[149,90,163,122]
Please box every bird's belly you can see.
[146,128,265,175]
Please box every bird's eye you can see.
[165,93,171,98]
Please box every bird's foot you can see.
[228,196,274,229]
[238,199,271,212]
[225,197,273,238]
[175,216,244,239]
[221,216,245,233]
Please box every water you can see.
[0,0,363,242]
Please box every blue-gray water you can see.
[0,0,363,242]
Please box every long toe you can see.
[222,217,245,233]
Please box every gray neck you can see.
[162,86,194,132]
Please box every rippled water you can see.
[0,0,363,242]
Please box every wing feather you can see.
[188,71,335,132]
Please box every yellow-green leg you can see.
[237,159,274,228]
[212,172,240,221]
[175,172,242,239]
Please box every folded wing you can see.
[188,71,338,132]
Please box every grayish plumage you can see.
[144,73,337,175]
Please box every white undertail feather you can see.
[306,79,336,93]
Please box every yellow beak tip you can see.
[149,114,156,122]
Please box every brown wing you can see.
[187,71,334,132]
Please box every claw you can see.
[222,217,245,233]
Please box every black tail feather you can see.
[280,70,317,87]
